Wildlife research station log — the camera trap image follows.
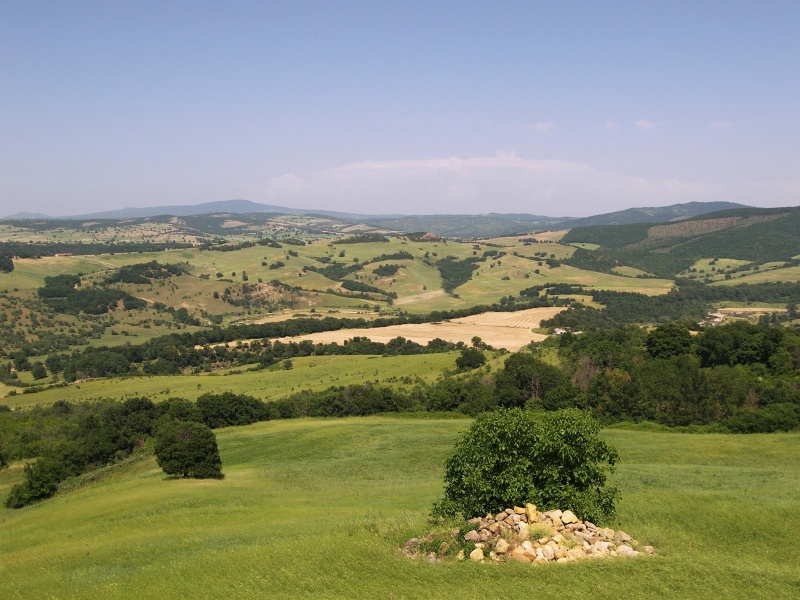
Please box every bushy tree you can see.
[196,392,267,428]
[154,420,222,478]
[455,347,486,371]
[432,408,619,523]
[31,362,47,380]
[495,353,577,410]
[646,322,692,359]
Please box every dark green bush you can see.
[432,408,619,523]
[455,347,486,371]
[154,420,222,478]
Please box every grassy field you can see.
[1,417,797,599]
[1,352,474,409]
[712,265,800,286]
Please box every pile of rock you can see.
[404,504,654,564]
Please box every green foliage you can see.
[563,207,800,277]
[105,261,188,284]
[340,280,391,297]
[196,392,266,428]
[362,250,414,264]
[337,233,390,244]
[303,262,363,281]
[436,256,482,293]
[371,263,401,277]
[154,420,222,478]
[495,353,576,410]
[37,273,145,315]
[5,459,61,508]
[694,320,783,368]
[561,247,619,273]
[0,254,14,272]
[31,361,47,380]
[433,408,619,523]
[646,322,693,359]
[0,239,192,260]
[542,281,800,329]
[455,347,486,371]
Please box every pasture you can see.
[0,417,797,599]
[0,352,470,409]
[271,307,562,351]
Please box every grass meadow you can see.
[2,352,470,409]
[1,417,798,599]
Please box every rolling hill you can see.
[562,206,800,277]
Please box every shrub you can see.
[432,408,619,523]
[154,420,222,478]
[4,455,67,508]
[196,392,266,428]
[455,347,486,371]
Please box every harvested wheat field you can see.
[276,306,564,351]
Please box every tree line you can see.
[3,318,799,509]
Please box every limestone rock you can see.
[464,530,481,543]
[561,510,579,524]
[403,504,651,565]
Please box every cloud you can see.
[711,120,732,129]
[249,154,751,217]
[529,122,556,132]
[601,121,618,130]
[634,119,655,130]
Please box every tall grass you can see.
[1,418,798,599]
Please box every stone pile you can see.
[404,504,654,564]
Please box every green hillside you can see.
[1,417,798,599]
[562,206,800,277]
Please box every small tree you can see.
[31,362,47,380]
[432,408,619,523]
[455,347,486,371]
[154,420,222,478]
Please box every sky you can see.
[1,1,799,217]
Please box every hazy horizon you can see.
[2,2,798,217]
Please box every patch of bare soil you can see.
[394,289,445,305]
[275,306,564,351]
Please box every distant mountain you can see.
[63,199,378,220]
[357,202,746,238]
[559,201,747,228]
[4,212,52,219]
[358,213,565,238]
[3,199,752,239]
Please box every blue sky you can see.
[2,1,798,217]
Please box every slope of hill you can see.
[358,214,565,238]
[562,206,800,277]
[1,417,798,599]
[561,201,746,228]
[5,200,750,240]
